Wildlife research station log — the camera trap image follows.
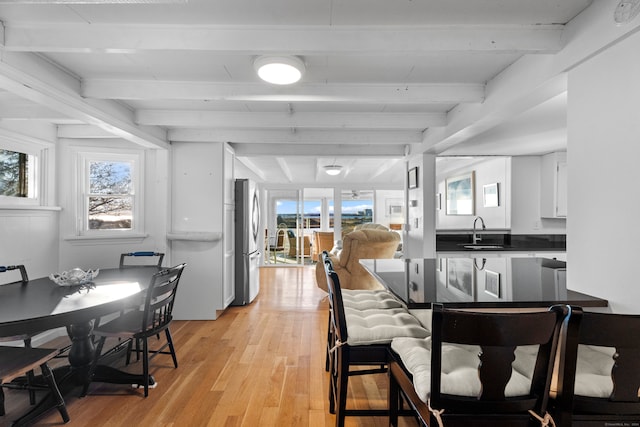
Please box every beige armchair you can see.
[315,228,401,292]
[312,231,334,261]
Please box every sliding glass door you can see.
[264,188,334,266]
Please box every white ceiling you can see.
[0,0,595,185]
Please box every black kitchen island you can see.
[361,257,607,309]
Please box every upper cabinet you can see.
[540,152,567,218]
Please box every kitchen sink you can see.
[462,244,504,250]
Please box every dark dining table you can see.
[0,266,160,425]
[361,257,608,309]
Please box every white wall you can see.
[511,156,566,234]
[0,209,59,279]
[567,29,640,314]
[406,154,436,258]
[374,189,405,229]
[435,156,567,235]
[436,157,510,231]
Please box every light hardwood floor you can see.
[3,266,417,427]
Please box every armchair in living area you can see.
[315,227,401,292]
[285,230,311,258]
[312,231,334,261]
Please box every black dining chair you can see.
[552,306,640,427]
[119,251,165,268]
[0,264,38,409]
[83,263,186,397]
[388,304,568,427]
[325,258,429,427]
[0,346,70,425]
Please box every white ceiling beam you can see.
[84,80,484,104]
[0,103,76,121]
[231,143,407,157]
[234,156,267,182]
[4,24,564,54]
[0,51,169,149]
[168,128,423,144]
[369,158,403,180]
[57,124,122,139]
[275,157,293,182]
[136,110,445,129]
[421,0,640,155]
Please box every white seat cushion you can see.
[341,290,405,310]
[391,337,537,403]
[345,311,429,346]
[573,344,616,398]
[344,306,407,317]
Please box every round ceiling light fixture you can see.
[324,164,343,176]
[254,56,305,85]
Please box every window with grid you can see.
[78,150,143,235]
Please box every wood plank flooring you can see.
[2,266,417,427]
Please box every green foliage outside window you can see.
[0,149,29,197]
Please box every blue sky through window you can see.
[276,199,372,215]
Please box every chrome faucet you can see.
[472,216,486,245]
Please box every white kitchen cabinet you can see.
[170,141,235,320]
[540,152,567,218]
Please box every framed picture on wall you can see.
[408,167,418,189]
[446,171,475,215]
[447,258,474,298]
[483,182,499,207]
[485,270,501,298]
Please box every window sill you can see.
[64,233,149,245]
[0,205,62,211]
[167,231,222,242]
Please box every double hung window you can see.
[77,149,143,236]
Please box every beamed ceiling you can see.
[0,0,627,186]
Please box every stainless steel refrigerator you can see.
[232,178,260,305]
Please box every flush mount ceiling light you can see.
[254,56,305,85]
[324,164,343,176]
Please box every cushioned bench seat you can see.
[391,337,541,403]
[573,344,617,398]
[341,289,405,310]
[344,311,429,346]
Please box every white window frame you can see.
[0,138,43,207]
[76,148,144,237]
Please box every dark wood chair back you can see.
[429,304,567,423]
[554,306,640,426]
[389,304,569,427]
[119,251,165,268]
[323,252,347,345]
[326,270,348,346]
[140,263,186,336]
[0,264,28,284]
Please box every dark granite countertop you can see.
[361,257,606,309]
[436,233,566,252]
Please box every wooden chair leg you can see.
[142,338,150,397]
[22,337,37,406]
[0,386,5,416]
[325,311,333,372]
[41,362,70,423]
[328,356,337,414]
[165,329,178,368]
[335,350,349,427]
[388,367,400,427]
